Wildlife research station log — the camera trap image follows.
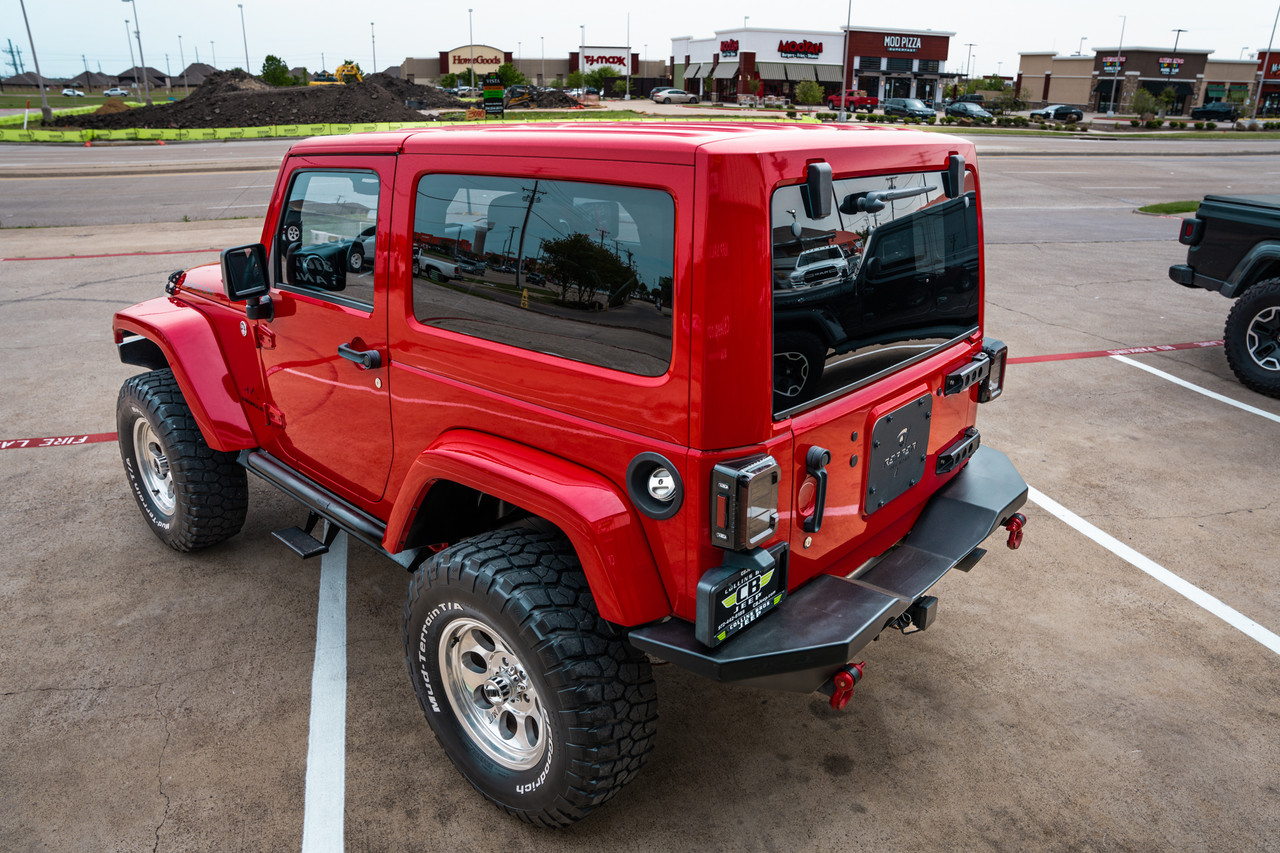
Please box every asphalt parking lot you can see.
[2,132,1279,851]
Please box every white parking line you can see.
[301,529,347,853]
[1028,487,1280,656]
[1111,355,1280,424]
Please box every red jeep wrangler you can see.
[113,123,1027,826]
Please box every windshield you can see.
[771,168,979,416]
[903,99,928,109]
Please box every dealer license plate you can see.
[695,544,788,647]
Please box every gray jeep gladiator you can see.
[1170,194,1280,397]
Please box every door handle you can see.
[338,342,381,370]
[803,445,831,533]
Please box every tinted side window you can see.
[274,169,379,309]
[771,170,979,415]
[411,174,674,376]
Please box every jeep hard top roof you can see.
[286,122,976,169]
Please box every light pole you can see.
[1109,15,1126,116]
[211,41,216,69]
[371,23,376,71]
[237,4,249,73]
[963,43,975,95]
[468,9,474,89]
[838,0,851,121]
[1257,2,1279,120]
[1076,37,1087,56]
[178,34,188,94]
[123,19,136,86]
[744,16,749,28]
[541,36,545,86]
[17,0,51,121]
[122,0,152,105]
[1241,47,1250,59]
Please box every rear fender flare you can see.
[1225,241,1280,298]
[385,431,672,626]
[113,297,255,451]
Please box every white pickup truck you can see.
[412,250,459,282]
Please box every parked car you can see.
[649,87,679,99]
[1030,104,1084,122]
[826,89,878,112]
[1190,101,1239,121]
[945,101,993,120]
[957,93,985,105]
[652,88,698,104]
[882,98,934,119]
[61,88,85,97]
[103,87,130,97]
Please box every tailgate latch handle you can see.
[803,446,831,533]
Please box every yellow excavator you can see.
[309,63,363,85]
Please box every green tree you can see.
[541,232,636,305]
[1158,86,1178,113]
[795,80,823,107]
[260,55,292,87]
[585,65,621,93]
[1130,87,1158,117]
[979,74,1008,92]
[550,76,565,89]
[496,62,527,87]
[566,70,584,89]
[440,72,458,88]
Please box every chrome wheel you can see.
[132,417,175,516]
[1245,306,1280,371]
[440,617,547,770]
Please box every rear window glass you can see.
[410,175,675,377]
[771,169,979,415]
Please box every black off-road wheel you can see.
[1224,278,1280,398]
[117,369,248,551]
[402,528,657,827]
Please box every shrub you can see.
[1130,119,1140,127]
[1206,122,1217,130]
[1194,121,1205,129]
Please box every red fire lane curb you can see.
[1,342,1225,450]
[1008,340,1224,365]
[1,432,119,450]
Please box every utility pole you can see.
[237,5,249,73]
[17,0,51,120]
[123,19,136,91]
[123,0,153,105]
[178,35,188,94]
[1109,15,1126,116]
[371,22,376,72]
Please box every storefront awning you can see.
[713,62,738,79]
[684,63,703,80]
[756,62,787,80]
[1141,80,1193,97]
[1205,84,1226,97]
[1093,79,1118,95]
[814,65,843,83]
[783,63,816,82]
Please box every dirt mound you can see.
[93,99,131,115]
[533,89,580,109]
[364,73,469,109]
[52,78,433,130]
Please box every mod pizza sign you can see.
[883,34,923,53]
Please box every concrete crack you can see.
[153,686,172,853]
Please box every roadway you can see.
[1,132,1279,851]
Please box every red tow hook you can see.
[1005,513,1027,550]
[829,661,866,711]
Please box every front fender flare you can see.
[384,431,672,627]
[113,297,255,451]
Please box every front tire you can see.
[402,529,657,827]
[1224,278,1280,398]
[117,369,248,551]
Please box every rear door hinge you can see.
[264,403,286,427]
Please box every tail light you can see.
[710,455,780,550]
[1179,217,1204,246]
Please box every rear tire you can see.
[773,331,826,408]
[402,529,657,826]
[1224,278,1280,398]
[117,369,248,551]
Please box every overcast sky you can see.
[8,0,1275,82]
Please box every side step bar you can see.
[239,450,422,570]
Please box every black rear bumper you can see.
[628,445,1028,693]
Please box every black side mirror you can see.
[942,154,966,199]
[800,162,833,220]
[221,243,272,320]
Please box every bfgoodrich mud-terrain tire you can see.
[773,331,826,408]
[117,369,248,551]
[402,528,657,827]
[1224,278,1280,398]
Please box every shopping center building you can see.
[1016,48,1269,115]
[671,26,956,103]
